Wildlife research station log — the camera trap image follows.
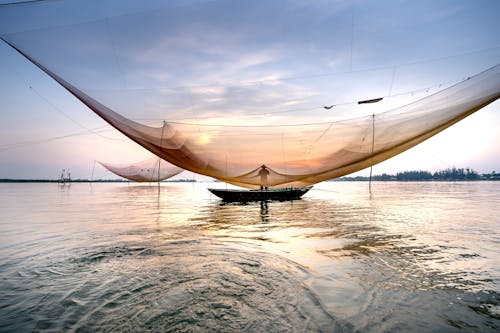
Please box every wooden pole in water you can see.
[90,160,96,182]
[369,113,375,194]
[158,121,166,197]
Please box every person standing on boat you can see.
[258,165,270,190]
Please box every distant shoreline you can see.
[333,178,500,182]
[336,168,499,182]
[1,168,499,183]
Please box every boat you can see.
[208,186,312,202]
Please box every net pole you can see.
[158,121,166,196]
[157,157,161,185]
[90,160,96,182]
[90,160,96,189]
[369,113,375,194]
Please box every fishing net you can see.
[1,1,499,188]
[100,157,183,182]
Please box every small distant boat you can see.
[208,186,312,202]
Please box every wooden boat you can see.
[208,186,312,202]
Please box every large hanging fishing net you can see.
[100,157,183,182]
[1,1,499,188]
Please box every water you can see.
[0,181,499,332]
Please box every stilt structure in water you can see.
[58,169,71,184]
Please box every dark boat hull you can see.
[208,186,312,202]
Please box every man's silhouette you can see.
[258,165,270,190]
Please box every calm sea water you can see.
[0,181,498,332]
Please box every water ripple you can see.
[3,239,348,332]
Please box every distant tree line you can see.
[338,167,500,181]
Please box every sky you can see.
[0,0,499,180]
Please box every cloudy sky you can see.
[0,0,499,179]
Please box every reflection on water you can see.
[0,182,499,332]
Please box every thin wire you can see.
[29,85,119,140]
[0,0,52,7]
[388,65,397,97]
[1,0,219,33]
[312,122,334,144]
[0,127,114,151]
[311,188,339,194]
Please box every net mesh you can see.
[1,1,499,188]
[100,157,183,182]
